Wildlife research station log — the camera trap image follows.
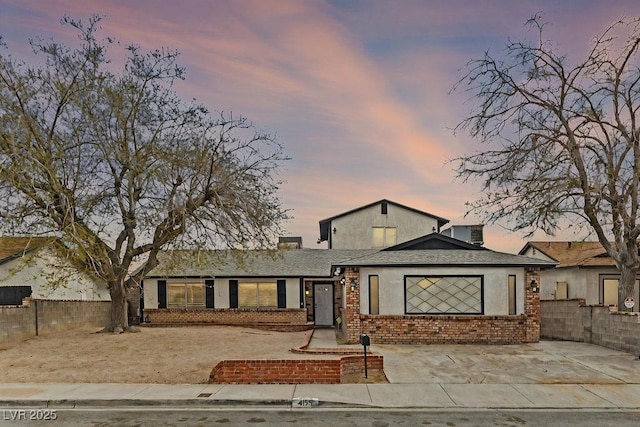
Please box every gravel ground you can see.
[0,326,311,384]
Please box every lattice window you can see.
[405,276,482,314]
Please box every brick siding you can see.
[144,308,308,328]
[209,355,384,384]
[358,314,527,344]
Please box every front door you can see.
[314,283,334,326]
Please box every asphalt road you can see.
[3,408,639,426]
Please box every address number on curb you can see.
[292,397,320,407]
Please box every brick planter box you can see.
[209,354,384,384]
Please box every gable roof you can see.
[319,199,449,241]
[333,249,556,269]
[519,241,617,268]
[146,249,377,278]
[0,237,56,265]
[383,233,486,251]
[147,244,555,279]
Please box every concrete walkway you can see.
[1,330,639,409]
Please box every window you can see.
[508,275,516,315]
[372,227,397,248]
[239,282,277,308]
[405,276,482,314]
[602,277,619,306]
[369,275,379,315]
[555,281,568,300]
[167,282,205,308]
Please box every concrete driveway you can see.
[374,340,640,384]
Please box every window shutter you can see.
[277,279,286,308]
[205,279,215,308]
[229,280,238,308]
[157,280,167,309]
[299,278,305,308]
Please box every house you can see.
[319,199,449,249]
[519,241,640,312]
[142,199,555,344]
[0,237,110,303]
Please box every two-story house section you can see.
[318,199,449,249]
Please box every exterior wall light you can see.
[530,279,538,293]
[333,227,337,234]
[350,278,358,292]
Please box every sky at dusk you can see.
[2,0,640,253]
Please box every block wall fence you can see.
[541,299,640,356]
[0,299,110,343]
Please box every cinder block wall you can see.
[541,299,640,355]
[0,305,36,343]
[36,300,110,335]
[591,307,640,355]
[0,300,110,343]
[540,299,586,341]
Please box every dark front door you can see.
[314,283,334,326]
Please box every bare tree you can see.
[0,16,289,331]
[453,16,640,309]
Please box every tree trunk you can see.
[618,265,637,313]
[103,279,130,332]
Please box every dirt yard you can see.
[0,326,311,384]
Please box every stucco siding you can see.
[0,249,109,301]
[330,204,439,249]
[358,266,526,316]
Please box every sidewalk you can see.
[1,330,639,410]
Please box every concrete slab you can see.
[442,384,532,408]
[0,384,82,400]
[130,384,209,400]
[367,384,454,407]
[293,384,372,406]
[213,384,295,402]
[586,384,640,408]
[60,383,152,400]
[512,384,613,408]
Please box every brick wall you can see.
[541,299,640,355]
[524,268,541,343]
[144,308,308,328]
[0,299,110,343]
[209,355,384,384]
[358,314,527,344]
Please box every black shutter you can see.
[229,280,238,308]
[299,278,305,308]
[277,279,286,308]
[157,280,167,308]
[205,279,215,308]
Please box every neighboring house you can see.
[318,199,449,249]
[0,237,110,303]
[519,241,640,312]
